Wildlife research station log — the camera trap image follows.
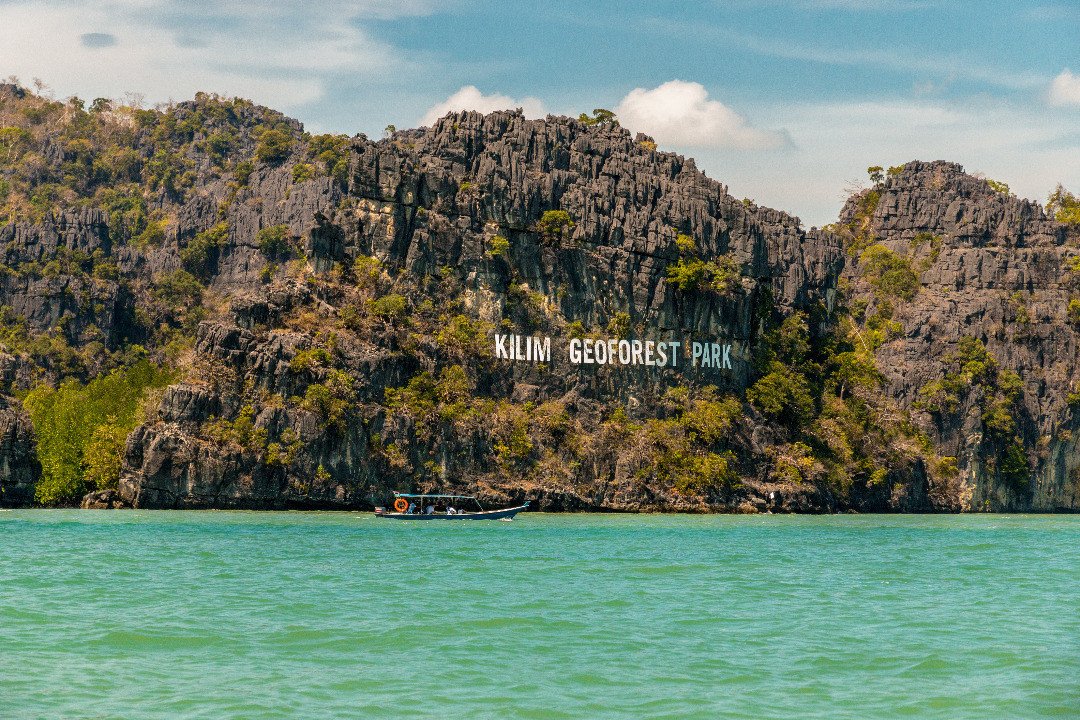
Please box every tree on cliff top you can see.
[1048,185,1080,226]
[255,128,294,165]
[578,108,618,126]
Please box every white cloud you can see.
[419,86,546,126]
[614,80,786,150]
[0,0,426,112]
[1049,69,1080,107]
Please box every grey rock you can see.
[0,402,39,507]
[841,161,1080,510]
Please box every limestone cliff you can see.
[114,109,845,510]
[0,84,1076,511]
[0,401,37,506]
[839,162,1080,510]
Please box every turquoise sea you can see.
[1,511,1077,719]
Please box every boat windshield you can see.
[391,493,484,514]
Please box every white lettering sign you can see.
[492,334,733,370]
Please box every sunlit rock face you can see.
[1,84,1075,511]
[840,161,1080,511]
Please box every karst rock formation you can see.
[0,84,1076,511]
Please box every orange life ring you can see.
[393,498,409,513]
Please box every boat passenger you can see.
[447,507,456,515]
[407,502,415,514]
[425,505,434,515]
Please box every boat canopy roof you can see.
[393,493,476,499]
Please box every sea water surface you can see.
[0,511,1077,719]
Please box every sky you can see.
[1,0,1078,226]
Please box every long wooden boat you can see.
[375,493,529,521]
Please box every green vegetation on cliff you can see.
[2,84,1075,512]
[666,234,741,295]
[23,360,173,505]
[1048,185,1080,226]
[917,337,1029,495]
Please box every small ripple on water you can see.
[1,510,1077,720]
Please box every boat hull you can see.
[375,503,529,521]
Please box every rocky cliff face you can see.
[113,109,846,511]
[0,85,1076,511]
[839,162,1080,511]
[0,401,37,506]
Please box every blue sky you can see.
[1,0,1078,225]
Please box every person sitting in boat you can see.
[447,506,456,515]
[406,502,415,514]
[425,505,434,515]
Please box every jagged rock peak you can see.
[841,160,1066,247]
